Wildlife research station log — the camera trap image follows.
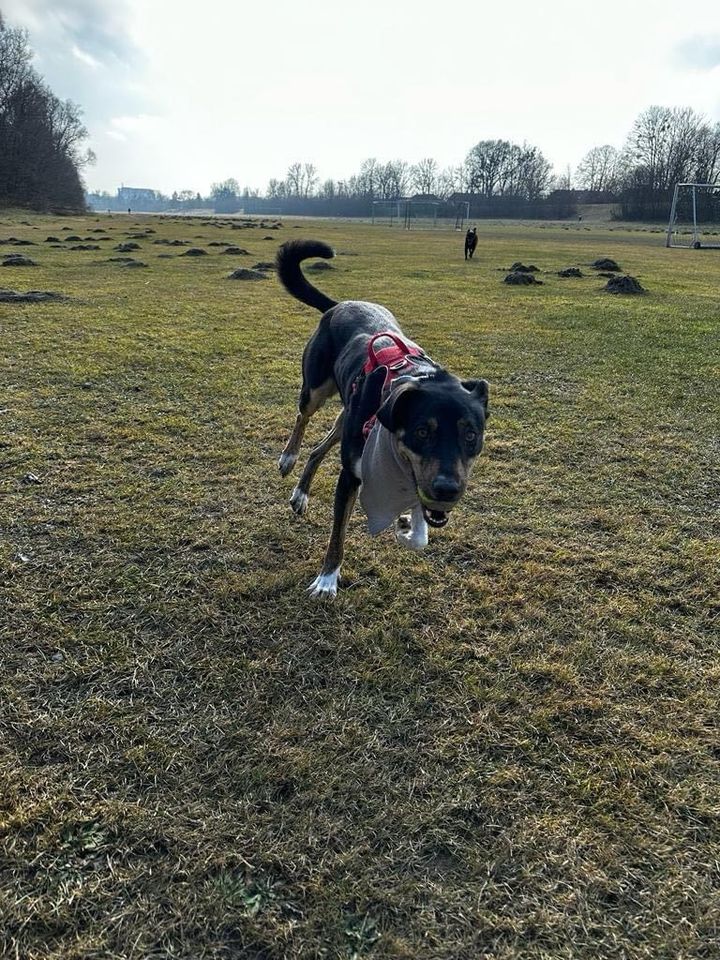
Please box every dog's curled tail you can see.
[276,239,337,314]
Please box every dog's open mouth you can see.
[422,505,449,528]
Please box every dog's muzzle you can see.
[422,505,450,528]
[418,491,457,528]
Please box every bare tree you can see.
[576,146,620,192]
[318,178,337,198]
[0,16,88,210]
[284,163,303,197]
[435,164,467,199]
[465,139,551,199]
[356,158,379,198]
[266,177,286,199]
[465,140,516,197]
[694,122,720,184]
[410,157,438,195]
[301,162,318,197]
[210,178,240,199]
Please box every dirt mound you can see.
[504,271,543,285]
[181,248,208,256]
[591,257,621,271]
[108,256,136,263]
[64,235,82,242]
[153,238,190,246]
[251,261,275,271]
[2,254,36,267]
[2,238,36,246]
[45,236,61,242]
[222,247,249,255]
[115,242,141,252]
[121,260,148,268]
[70,244,101,251]
[0,288,66,303]
[307,261,335,271]
[604,275,646,294]
[227,268,268,281]
[510,262,539,273]
[558,268,583,277]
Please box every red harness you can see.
[359,332,425,439]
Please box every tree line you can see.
[0,15,91,211]
[197,108,720,220]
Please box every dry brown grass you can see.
[1,212,719,958]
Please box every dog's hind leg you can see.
[307,466,359,599]
[290,409,344,516]
[278,377,337,477]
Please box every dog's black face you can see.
[377,373,489,527]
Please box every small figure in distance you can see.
[464,226,478,260]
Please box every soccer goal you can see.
[402,200,440,229]
[371,200,402,225]
[666,183,720,248]
[454,201,470,230]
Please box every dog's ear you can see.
[376,379,418,433]
[461,378,489,416]
[354,366,386,424]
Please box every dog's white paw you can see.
[290,487,309,516]
[307,569,339,600]
[278,451,297,477]
[394,507,428,551]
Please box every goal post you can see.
[666,182,720,248]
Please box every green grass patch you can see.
[1,211,719,958]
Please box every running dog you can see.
[276,239,489,598]
[464,227,478,260]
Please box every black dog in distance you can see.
[464,227,478,260]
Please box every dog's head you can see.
[376,371,489,527]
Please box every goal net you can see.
[666,183,720,248]
[402,200,440,229]
[371,200,402,225]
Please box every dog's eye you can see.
[465,429,477,444]
[416,425,430,440]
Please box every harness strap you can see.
[357,332,426,440]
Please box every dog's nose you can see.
[431,476,461,502]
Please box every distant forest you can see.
[2,12,720,220]
[0,14,91,211]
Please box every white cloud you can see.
[110,114,159,133]
[71,44,101,69]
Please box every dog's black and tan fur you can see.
[277,239,489,598]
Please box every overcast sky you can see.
[4,0,720,196]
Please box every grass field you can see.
[1,211,719,959]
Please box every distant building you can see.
[408,193,443,203]
[117,186,160,209]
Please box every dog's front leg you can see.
[307,467,360,599]
[395,502,428,551]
